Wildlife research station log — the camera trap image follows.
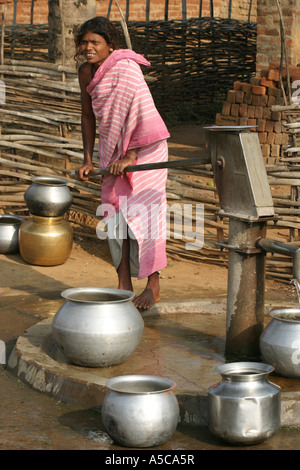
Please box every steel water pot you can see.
[24,176,73,217]
[52,287,144,367]
[208,362,281,445]
[260,308,300,378]
[0,214,24,254]
[102,375,180,447]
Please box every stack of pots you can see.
[0,214,24,254]
[19,176,73,266]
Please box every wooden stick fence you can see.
[1,18,256,122]
[1,63,300,282]
[0,47,299,282]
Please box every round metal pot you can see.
[260,308,300,378]
[19,214,73,266]
[208,362,281,445]
[0,214,24,254]
[24,176,73,217]
[102,375,180,447]
[52,287,144,367]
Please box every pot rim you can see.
[31,176,69,186]
[61,286,135,304]
[0,214,25,225]
[105,374,176,394]
[270,308,300,323]
[216,361,274,380]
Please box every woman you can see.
[74,17,170,309]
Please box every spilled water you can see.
[2,363,300,451]
[291,278,300,303]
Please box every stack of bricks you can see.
[215,66,300,163]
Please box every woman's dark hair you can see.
[74,16,120,64]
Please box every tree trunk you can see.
[48,0,97,66]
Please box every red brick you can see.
[261,144,271,158]
[268,68,280,82]
[271,144,280,157]
[282,133,290,145]
[248,118,257,127]
[261,76,276,88]
[215,114,239,126]
[233,81,243,91]
[257,119,266,132]
[244,93,252,104]
[274,133,283,145]
[254,106,263,119]
[265,120,275,132]
[289,65,300,78]
[267,132,275,144]
[252,85,266,95]
[250,77,262,85]
[248,105,255,118]
[269,62,280,71]
[274,121,283,133]
[239,103,248,117]
[235,90,244,103]
[259,94,269,106]
[268,87,282,97]
[260,68,269,78]
[252,94,262,106]
[291,73,300,83]
[263,107,272,120]
[241,83,253,93]
[239,117,248,126]
[227,90,236,103]
[222,102,231,116]
[259,132,267,143]
[231,103,239,117]
[271,111,281,121]
[268,95,276,106]
[275,96,285,105]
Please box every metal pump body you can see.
[205,127,276,360]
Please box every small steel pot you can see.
[102,375,180,447]
[0,214,24,254]
[208,362,281,445]
[52,287,144,367]
[260,308,300,378]
[24,176,73,217]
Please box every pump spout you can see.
[257,238,300,279]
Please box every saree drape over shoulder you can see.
[87,49,170,279]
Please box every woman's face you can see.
[80,32,112,68]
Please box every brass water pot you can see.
[19,214,73,266]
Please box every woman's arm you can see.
[108,148,140,175]
[75,63,96,181]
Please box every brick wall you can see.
[256,0,300,77]
[0,0,48,24]
[215,65,300,163]
[0,0,257,25]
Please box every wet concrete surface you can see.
[2,246,300,452]
[2,295,300,452]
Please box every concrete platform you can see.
[7,298,300,428]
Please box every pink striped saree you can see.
[87,49,170,279]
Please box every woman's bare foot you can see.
[133,272,160,309]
